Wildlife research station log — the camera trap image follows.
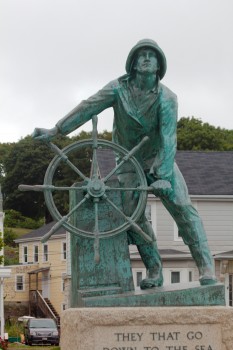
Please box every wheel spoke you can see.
[41,193,90,243]
[103,195,152,243]
[19,184,89,192]
[105,185,151,192]
[91,115,99,179]
[48,142,89,181]
[93,198,100,264]
[102,136,149,183]
[92,115,98,148]
[91,148,99,179]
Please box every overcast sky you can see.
[1,0,233,143]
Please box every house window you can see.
[136,272,143,287]
[61,273,66,292]
[174,202,198,241]
[229,274,233,307]
[132,268,147,291]
[171,271,180,284]
[145,204,152,223]
[145,202,157,238]
[15,275,24,291]
[61,303,66,311]
[34,245,39,262]
[164,268,195,285]
[66,232,71,276]
[22,246,28,263]
[43,244,48,262]
[174,222,182,241]
[189,271,193,282]
[62,242,67,260]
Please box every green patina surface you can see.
[80,283,225,307]
[70,179,135,307]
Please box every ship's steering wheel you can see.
[19,116,152,262]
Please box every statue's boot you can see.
[188,242,217,285]
[137,240,163,289]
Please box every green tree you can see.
[3,227,17,247]
[1,135,70,218]
[0,130,112,220]
[0,231,3,264]
[177,117,233,151]
[0,142,14,182]
[1,136,53,218]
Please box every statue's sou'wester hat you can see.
[125,39,167,80]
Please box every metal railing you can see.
[29,290,58,324]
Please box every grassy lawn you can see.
[4,227,32,264]
[8,344,60,350]
[10,227,32,236]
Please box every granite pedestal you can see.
[61,306,233,350]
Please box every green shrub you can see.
[4,246,19,265]
[3,228,17,247]
[4,210,43,229]
[5,319,24,337]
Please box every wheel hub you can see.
[87,178,106,198]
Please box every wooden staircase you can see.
[44,298,60,326]
[29,290,60,326]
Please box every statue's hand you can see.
[150,180,172,197]
[32,126,59,141]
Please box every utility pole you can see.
[0,269,11,339]
[0,185,11,340]
[0,184,3,260]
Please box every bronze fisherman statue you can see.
[33,39,217,289]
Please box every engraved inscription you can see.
[94,325,221,350]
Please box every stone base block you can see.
[60,306,233,350]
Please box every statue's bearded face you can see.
[133,48,160,75]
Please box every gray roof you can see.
[131,249,192,260]
[15,221,65,242]
[97,150,233,195]
[176,151,233,195]
[131,249,188,256]
[214,250,233,259]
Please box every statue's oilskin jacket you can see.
[56,75,177,182]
